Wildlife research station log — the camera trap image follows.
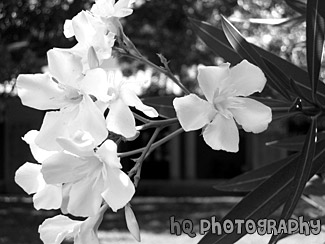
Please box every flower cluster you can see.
[15,1,153,243]
[14,0,272,243]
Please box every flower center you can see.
[107,87,118,102]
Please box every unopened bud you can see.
[125,203,141,242]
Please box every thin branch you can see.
[119,127,184,158]
[128,127,162,187]
[133,112,150,123]
[136,117,179,131]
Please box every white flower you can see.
[63,11,116,71]
[16,48,108,151]
[14,131,61,210]
[41,131,135,217]
[80,69,158,139]
[91,0,135,18]
[39,213,101,244]
[173,60,272,152]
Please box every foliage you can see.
[190,0,325,243]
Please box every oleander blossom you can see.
[63,11,116,71]
[15,130,61,210]
[91,0,135,19]
[41,130,135,217]
[16,48,108,151]
[39,213,102,244]
[79,69,159,138]
[173,60,272,152]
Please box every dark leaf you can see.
[273,15,305,28]
[304,175,325,196]
[306,0,325,102]
[142,96,176,118]
[220,16,292,100]
[272,111,302,121]
[189,17,325,104]
[188,18,242,65]
[267,131,325,151]
[289,78,314,104]
[250,97,292,112]
[269,117,317,244]
[214,154,299,193]
[285,0,307,14]
[266,135,305,151]
[199,139,325,244]
[261,58,293,92]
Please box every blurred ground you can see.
[0,195,324,244]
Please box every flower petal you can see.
[203,114,239,152]
[22,130,57,163]
[230,97,272,133]
[228,60,267,96]
[39,215,81,244]
[35,110,75,151]
[71,95,108,146]
[106,98,136,138]
[75,212,101,244]
[17,73,67,110]
[47,48,83,88]
[71,11,96,45]
[15,162,41,194]
[114,0,134,17]
[67,176,104,217]
[96,139,122,168]
[197,64,230,103]
[173,94,216,131]
[36,95,108,151]
[41,152,91,184]
[80,68,109,101]
[33,183,62,210]
[56,131,95,157]
[91,0,115,17]
[102,168,135,212]
[63,19,74,38]
[120,87,158,117]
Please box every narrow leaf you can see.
[220,16,292,100]
[214,154,299,193]
[199,139,325,244]
[188,17,242,65]
[189,17,325,104]
[285,0,307,14]
[269,117,317,244]
[273,15,305,28]
[267,130,325,151]
[250,97,292,110]
[306,0,325,102]
[266,135,305,151]
[272,111,302,121]
[289,78,314,104]
[261,58,293,92]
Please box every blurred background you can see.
[0,0,319,243]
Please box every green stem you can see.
[133,112,150,123]
[136,117,179,131]
[119,127,184,158]
[128,127,162,187]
